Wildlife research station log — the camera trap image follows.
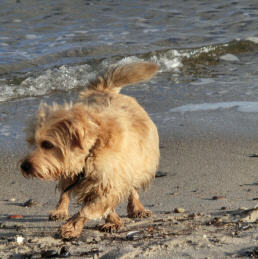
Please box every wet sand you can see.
[0,99,258,258]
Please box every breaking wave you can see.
[1,38,258,103]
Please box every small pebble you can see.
[188,213,197,219]
[85,237,93,243]
[174,208,185,213]
[28,238,38,243]
[94,236,101,242]
[39,243,46,249]
[59,246,71,257]
[126,231,142,240]
[15,235,24,244]
[214,217,222,223]
[0,223,6,229]
[221,206,227,210]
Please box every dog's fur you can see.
[20,62,160,239]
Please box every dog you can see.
[20,62,160,239]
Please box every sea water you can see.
[0,0,258,141]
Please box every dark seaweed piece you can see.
[155,171,168,178]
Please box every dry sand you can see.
[0,99,258,258]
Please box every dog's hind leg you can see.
[127,188,152,218]
[99,209,123,232]
[49,191,70,221]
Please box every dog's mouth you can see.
[20,159,55,180]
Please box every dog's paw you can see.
[60,214,86,239]
[128,209,152,218]
[60,222,81,240]
[49,210,69,221]
[98,223,121,233]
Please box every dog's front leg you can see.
[60,197,114,239]
[49,191,70,221]
[60,211,88,239]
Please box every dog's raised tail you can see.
[86,62,159,94]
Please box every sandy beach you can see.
[0,99,258,258]
[0,0,258,258]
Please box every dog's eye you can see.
[41,141,54,150]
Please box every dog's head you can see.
[20,103,99,180]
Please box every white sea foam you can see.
[74,30,88,34]
[13,19,22,23]
[170,102,258,113]
[65,33,76,38]
[21,64,95,92]
[220,54,240,62]
[0,64,96,102]
[151,44,223,72]
[246,37,258,44]
[143,29,160,33]
[120,31,129,35]
[0,36,9,40]
[0,124,11,137]
[25,34,41,40]
[158,56,182,71]
[151,50,183,72]
[116,56,143,65]
[0,56,162,102]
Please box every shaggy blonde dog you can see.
[20,62,160,239]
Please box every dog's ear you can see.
[37,102,53,127]
[70,122,86,150]
[56,115,97,151]
[68,105,100,151]
[48,117,82,150]
[70,120,99,151]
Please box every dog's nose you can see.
[20,160,32,173]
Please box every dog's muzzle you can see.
[20,159,33,175]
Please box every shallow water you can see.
[0,0,258,141]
